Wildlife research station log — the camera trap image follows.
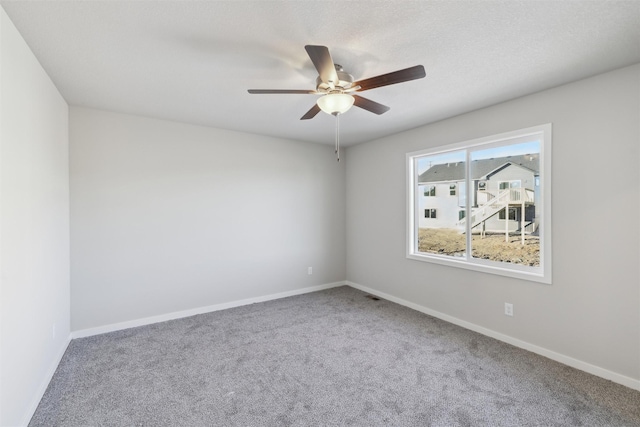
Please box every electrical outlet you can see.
[504,303,513,316]
[308,267,312,275]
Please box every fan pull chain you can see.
[335,113,340,162]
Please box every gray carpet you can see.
[30,286,640,426]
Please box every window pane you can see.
[468,141,541,266]
[416,150,466,257]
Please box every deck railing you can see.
[482,188,534,204]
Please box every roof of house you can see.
[418,154,539,183]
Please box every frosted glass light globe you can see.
[317,93,355,115]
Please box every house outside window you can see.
[407,124,552,284]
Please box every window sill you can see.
[406,251,551,284]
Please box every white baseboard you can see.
[71,281,346,339]
[21,336,72,426]
[345,280,640,392]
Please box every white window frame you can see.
[406,124,552,284]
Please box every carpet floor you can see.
[30,286,640,426]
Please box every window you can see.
[498,207,518,221]
[424,186,436,197]
[499,180,521,190]
[407,124,552,284]
[424,209,437,218]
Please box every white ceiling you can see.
[2,1,639,146]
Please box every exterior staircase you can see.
[457,188,534,231]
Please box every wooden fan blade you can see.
[300,104,321,120]
[305,45,339,85]
[353,95,390,115]
[354,65,426,92]
[248,89,315,94]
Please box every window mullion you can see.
[413,158,420,253]
[465,149,471,261]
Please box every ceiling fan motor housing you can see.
[316,65,355,93]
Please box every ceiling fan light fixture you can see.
[317,93,355,115]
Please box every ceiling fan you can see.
[248,45,426,120]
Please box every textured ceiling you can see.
[2,1,639,146]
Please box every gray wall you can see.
[345,64,640,383]
[70,107,346,331]
[0,8,70,426]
